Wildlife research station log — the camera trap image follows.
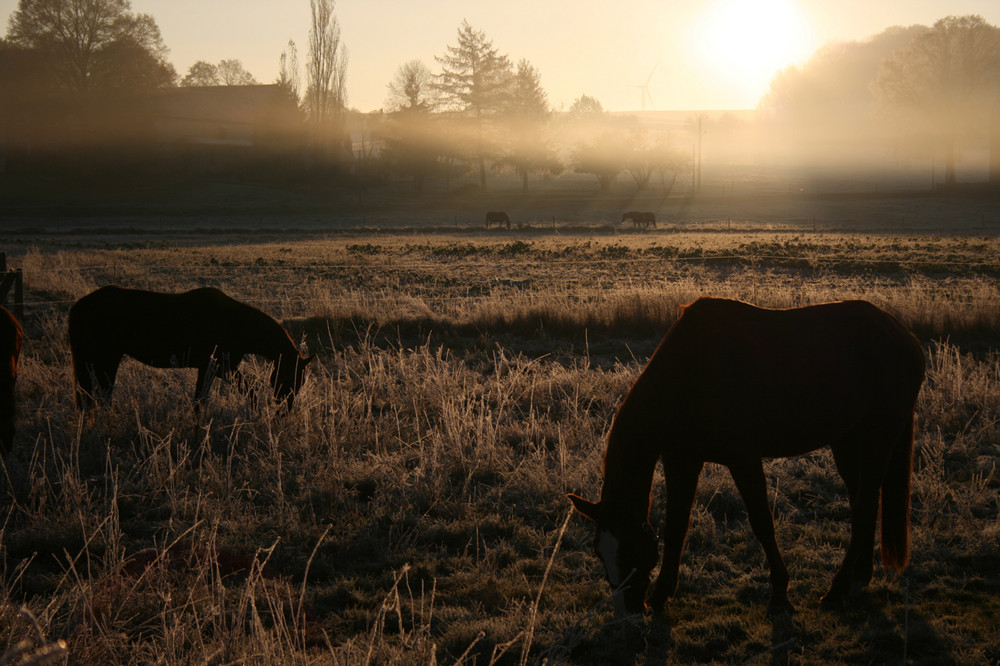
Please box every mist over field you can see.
[2,2,1000,664]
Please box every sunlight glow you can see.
[691,0,813,105]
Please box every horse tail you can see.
[880,413,914,572]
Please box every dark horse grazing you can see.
[569,297,924,618]
[0,306,23,458]
[69,286,312,410]
[621,211,656,230]
[485,211,511,229]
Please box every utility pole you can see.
[696,115,704,194]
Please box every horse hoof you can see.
[646,590,669,613]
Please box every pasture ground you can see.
[1,189,999,664]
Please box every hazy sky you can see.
[3,0,1000,111]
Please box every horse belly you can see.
[122,335,214,370]
[670,355,873,460]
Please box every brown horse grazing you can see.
[621,211,656,230]
[0,306,24,459]
[569,297,924,618]
[485,211,511,229]
[69,286,312,410]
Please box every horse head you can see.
[270,354,313,409]
[568,493,658,618]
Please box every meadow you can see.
[1,220,999,664]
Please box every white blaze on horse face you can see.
[596,529,630,618]
[596,530,623,586]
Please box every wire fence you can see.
[11,247,999,312]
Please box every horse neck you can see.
[600,426,659,522]
[246,313,299,362]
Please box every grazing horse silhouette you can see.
[569,297,924,618]
[485,211,511,229]
[69,286,312,410]
[0,306,23,459]
[621,211,656,230]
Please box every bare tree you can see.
[305,0,348,127]
[216,59,257,85]
[872,15,1000,186]
[277,40,301,101]
[181,60,220,86]
[572,131,626,193]
[386,60,434,112]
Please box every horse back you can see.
[69,286,288,366]
[620,298,924,456]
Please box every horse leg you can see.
[830,444,873,587]
[77,354,121,407]
[222,353,248,392]
[648,459,703,611]
[729,460,793,615]
[821,441,889,610]
[73,356,96,408]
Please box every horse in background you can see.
[485,211,511,229]
[0,306,23,459]
[569,297,924,618]
[621,211,656,230]
[69,286,312,410]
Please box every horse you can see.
[568,297,924,618]
[0,305,24,459]
[485,211,511,229]
[621,211,656,230]
[69,286,312,410]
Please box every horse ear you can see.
[567,493,600,522]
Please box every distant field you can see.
[1,216,999,664]
[2,181,1000,234]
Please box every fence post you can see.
[0,252,25,320]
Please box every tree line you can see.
[1,0,998,193]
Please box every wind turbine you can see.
[636,64,657,111]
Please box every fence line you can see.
[20,252,1000,275]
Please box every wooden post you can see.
[0,252,25,319]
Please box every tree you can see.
[6,0,175,95]
[760,26,924,137]
[385,60,435,112]
[277,40,300,102]
[569,94,604,115]
[181,59,256,87]
[434,21,512,189]
[181,60,220,86]
[572,130,627,193]
[871,15,1000,186]
[216,58,257,85]
[624,129,687,191]
[305,0,348,128]
[496,59,561,190]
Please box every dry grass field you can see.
[1,208,999,664]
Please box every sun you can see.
[691,0,812,105]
